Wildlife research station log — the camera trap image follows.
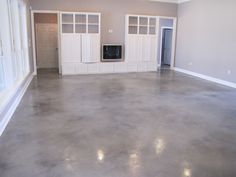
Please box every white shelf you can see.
[88,23,99,25]
[129,24,138,26]
[75,23,86,25]
[62,23,74,25]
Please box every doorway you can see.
[32,12,60,75]
[157,17,177,70]
[161,28,173,69]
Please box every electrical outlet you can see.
[189,62,193,66]
[108,29,113,33]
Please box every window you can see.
[9,0,30,82]
[0,2,8,94]
[0,0,30,98]
[19,2,30,75]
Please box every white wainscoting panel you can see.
[77,64,88,74]
[87,63,99,74]
[126,63,138,72]
[99,63,114,73]
[114,63,127,73]
[62,63,77,75]
[62,62,158,75]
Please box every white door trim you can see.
[31,10,61,75]
[171,18,177,69]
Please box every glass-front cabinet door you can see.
[139,17,148,35]
[61,13,74,33]
[88,14,99,34]
[128,16,138,34]
[75,14,87,33]
[149,17,157,35]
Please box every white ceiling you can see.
[149,0,191,4]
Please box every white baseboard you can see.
[0,74,34,136]
[174,67,236,89]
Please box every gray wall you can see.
[176,0,236,83]
[30,0,177,45]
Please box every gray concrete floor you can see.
[0,70,236,177]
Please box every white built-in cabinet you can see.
[60,13,158,75]
[60,12,101,73]
[125,15,158,70]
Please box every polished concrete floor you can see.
[0,70,236,177]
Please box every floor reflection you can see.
[182,162,192,177]
[97,149,105,163]
[154,138,166,155]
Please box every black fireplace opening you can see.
[102,45,123,62]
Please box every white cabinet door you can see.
[81,34,90,62]
[81,34,100,63]
[126,35,157,63]
[90,34,100,62]
[127,36,151,62]
[141,36,150,62]
[141,36,157,62]
[61,34,81,62]
[150,36,157,62]
[137,36,143,62]
[126,35,137,62]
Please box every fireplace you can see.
[102,44,123,62]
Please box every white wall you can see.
[176,0,236,83]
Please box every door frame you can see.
[159,27,173,67]
[31,10,61,75]
[158,16,177,69]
